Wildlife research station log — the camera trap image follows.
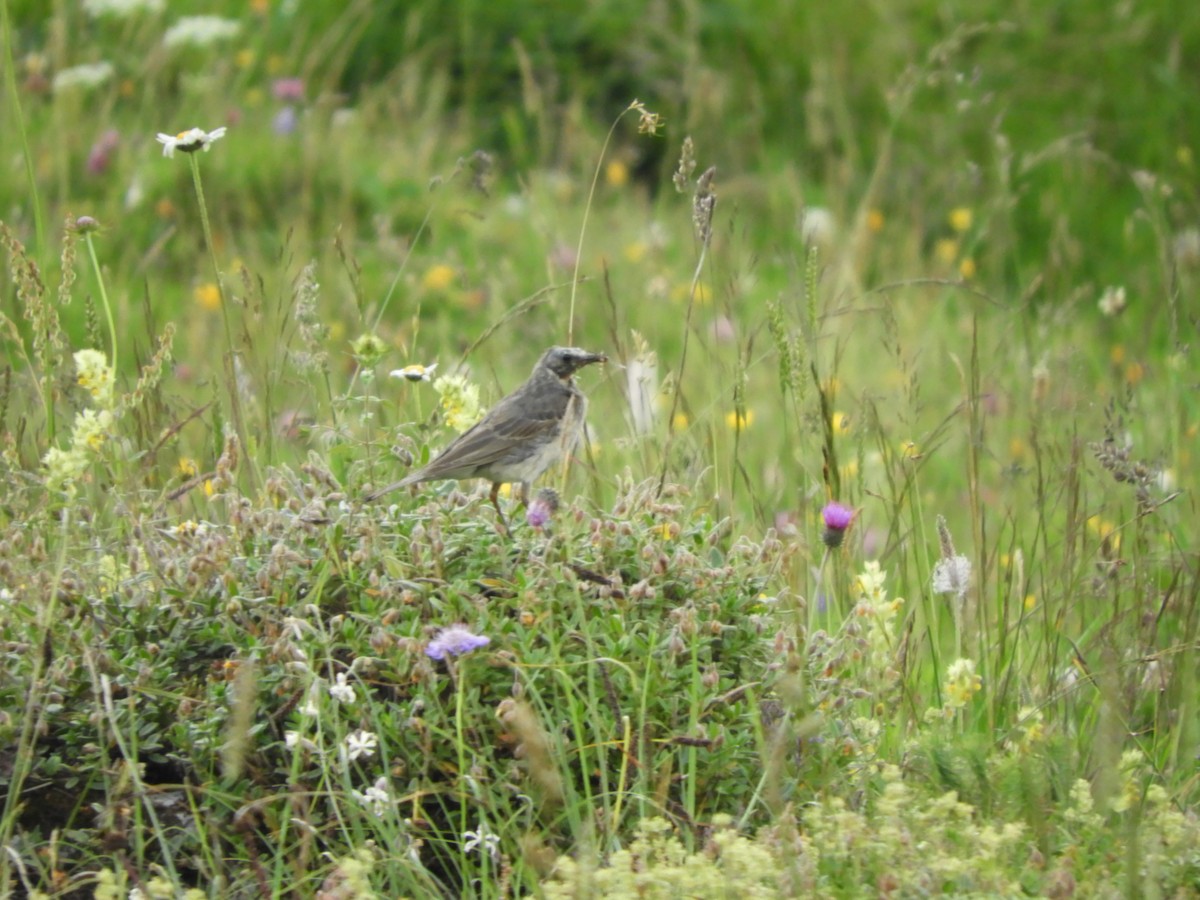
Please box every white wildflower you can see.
[625,336,658,436]
[329,672,355,705]
[52,62,114,92]
[163,15,240,49]
[156,126,227,158]
[84,0,164,16]
[1097,285,1127,317]
[343,729,378,763]
[299,679,321,717]
[932,554,972,601]
[462,821,501,861]
[1173,228,1200,269]
[389,362,437,383]
[352,776,391,818]
[800,206,836,247]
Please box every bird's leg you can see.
[489,482,511,535]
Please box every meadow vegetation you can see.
[1,1,1199,897]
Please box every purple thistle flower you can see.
[525,487,560,529]
[86,129,120,176]
[272,77,305,102]
[425,624,490,661]
[821,501,855,548]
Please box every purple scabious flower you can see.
[425,624,490,661]
[272,106,298,135]
[821,501,855,548]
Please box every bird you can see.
[365,346,607,519]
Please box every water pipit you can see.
[366,346,606,519]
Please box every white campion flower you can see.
[298,679,321,717]
[352,776,391,818]
[156,126,227,158]
[462,821,501,861]
[328,672,355,705]
[343,729,378,763]
[163,15,240,49]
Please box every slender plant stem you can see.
[657,243,708,497]
[567,105,635,345]
[812,546,831,637]
[1,0,45,258]
[188,154,236,355]
[83,233,118,371]
[186,153,258,487]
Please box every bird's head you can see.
[537,346,607,379]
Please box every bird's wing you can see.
[404,379,571,481]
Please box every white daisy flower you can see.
[156,126,227,158]
[389,362,438,383]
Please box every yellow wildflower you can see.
[623,241,646,262]
[934,237,959,264]
[434,373,482,432]
[74,349,115,408]
[194,282,221,311]
[725,410,754,432]
[422,264,456,292]
[943,657,982,709]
